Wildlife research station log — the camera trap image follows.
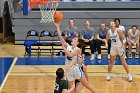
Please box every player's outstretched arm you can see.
[54,22,67,48]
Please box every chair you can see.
[51,30,65,56]
[24,30,40,56]
[39,30,53,56]
[52,30,65,46]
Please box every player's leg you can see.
[78,77,98,93]
[66,69,75,93]
[106,47,116,81]
[107,39,111,59]
[120,55,132,81]
[120,55,129,73]
[106,55,116,81]
[75,82,83,93]
[68,81,75,93]
[74,66,97,93]
[119,47,133,81]
[135,42,139,58]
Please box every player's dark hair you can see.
[132,25,138,29]
[73,36,82,48]
[56,68,64,79]
[114,18,120,24]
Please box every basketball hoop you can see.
[23,0,59,23]
[38,0,59,23]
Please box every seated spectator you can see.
[127,25,139,58]
[81,20,96,60]
[65,19,79,44]
[96,22,111,59]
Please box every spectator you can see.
[127,25,139,58]
[65,19,79,44]
[96,22,111,59]
[81,20,96,60]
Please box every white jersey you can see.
[128,29,139,42]
[117,25,125,32]
[65,44,84,81]
[108,29,125,56]
[108,29,122,47]
[65,44,80,66]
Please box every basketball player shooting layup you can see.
[53,13,98,92]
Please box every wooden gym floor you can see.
[0,41,140,93]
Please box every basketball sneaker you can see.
[128,73,132,82]
[106,73,111,81]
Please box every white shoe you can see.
[82,54,85,60]
[97,54,101,59]
[135,52,139,58]
[106,73,111,81]
[128,53,132,58]
[108,54,110,59]
[90,54,94,60]
[128,74,132,82]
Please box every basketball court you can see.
[0,0,140,93]
[0,43,140,93]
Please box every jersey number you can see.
[55,83,59,91]
[112,39,116,42]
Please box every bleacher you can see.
[4,0,140,56]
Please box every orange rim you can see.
[29,0,59,8]
[37,0,59,4]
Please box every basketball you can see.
[53,11,64,23]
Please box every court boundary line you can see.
[0,57,17,92]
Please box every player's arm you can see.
[118,31,126,45]
[64,61,77,72]
[62,45,81,58]
[54,22,67,48]
[83,64,88,81]
[105,32,109,48]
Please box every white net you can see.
[38,0,59,23]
